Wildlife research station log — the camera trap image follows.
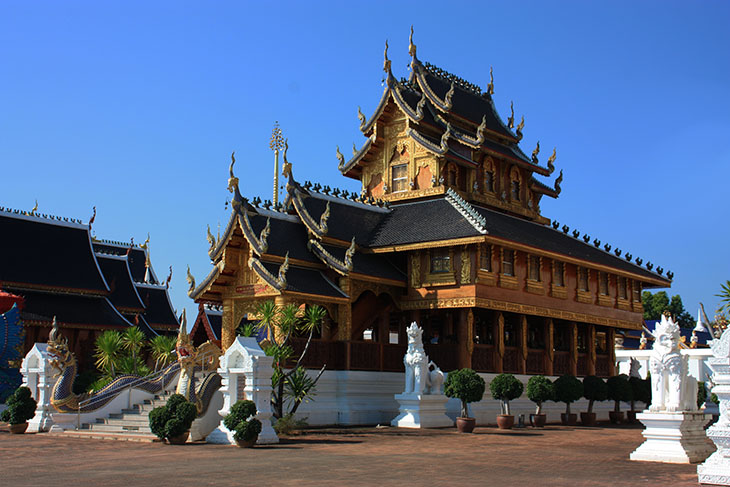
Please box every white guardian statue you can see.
[648,312,697,412]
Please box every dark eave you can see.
[95,254,146,313]
[136,283,179,329]
[258,261,349,300]
[19,290,132,329]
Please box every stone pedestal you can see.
[391,393,452,428]
[698,424,730,484]
[630,411,714,464]
[20,344,55,432]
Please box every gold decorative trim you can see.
[526,280,545,295]
[499,274,518,290]
[476,269,496,286]
[617,298,631,311]
[381,185,445,202]
[597,294,613,307]
[576,290,593,304]
[551,284,568,299]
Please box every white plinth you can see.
[630,411,715,464]
[697,424,730,484]
[391,393,452,428]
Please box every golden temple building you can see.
[189,33,671,378]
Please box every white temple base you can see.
[630,411,715,464]
[697,424,730,485]
[391,393,452,428]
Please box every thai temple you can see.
[188,31,673,378]
[0,207,180,371]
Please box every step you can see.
[87,423,152,433]
[52,430,158,442]
[98,418,150,427]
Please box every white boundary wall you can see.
[294,370,631,426]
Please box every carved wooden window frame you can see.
[631,280,643,312]
[597,272,613,307]
[526,254,544,295]
[477,243,496,286]
[509,166,522,202]
[551,260,567,299]
[483,157,496,194]
[425,247,456,285]
[576,266,592,304]
[499,247,518,289]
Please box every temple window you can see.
[618,277,628,300]
[479,244,492,272]
[632,280,641,302]
[501,248,514,276]
[391,164,408,192]
[577,266,589,291]
[528,255,541,281]
[599,272,609,295]
[447,164,458,187]
[527,320,545,349]
[577,327,588,353]
[483,157,496,193]
[509,166,522,202]
[430,248,450,274]
[504,319,517,347]
[553,260,565,287]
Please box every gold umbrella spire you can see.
[270,122,285,207]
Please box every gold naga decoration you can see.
[409,25,417,59]
[335,145,345,166]
[516,116,525,140]
[357,106,366,130]
[547,148,557,174]
[344,236,356,271]
[140,233,150,250]
[475,115,487,145]
[487,66,494,95]
[281,139,292,180]
[508,101,515,129]
[31,199,38,215]
[553,169,564,195]
[88,206,96,227]
[227,151,239,194]
[277,252,289,289]
[186,265,196,295]
[383,39,391,73]
[352,143,358,156]
[319,201,331,234]
[206,224,216,250]
[532,141,540,164]
[440,122,452,152]
[444,82,455,110]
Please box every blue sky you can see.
[1,1,728,324]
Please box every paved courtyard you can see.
[0,422,706,486]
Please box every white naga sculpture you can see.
[649,312,697,412]
[403,322,444,395]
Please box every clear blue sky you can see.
[1,1,728,325]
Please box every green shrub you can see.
[698,381,708,409]
[1,386,37,425]
[607,375,633,413]
[147,393,197,441]
[554,375,583,415]
[489,373,524,416]
[274,414,309,435]
[223,400,262,444]
[444,368,486,418]
[582,376,607,414]
[526,376,554,415]
[629,376,651,410]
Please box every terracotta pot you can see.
[560,413,577,426]
[626,411,637,423]
[456,417,476,433]
[167,431,190,445]
[530,414,546,428]
[580,412,597,426]
[609,411,624,424]
[236,438,257,448]
[496,414,514,429]
[9,422,28,434]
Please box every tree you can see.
[121,326,146,375]
[149,335,177,371]
[94,330,123,378]
[254,301,327,420]
[717,280,730,315]
[643,291,695,328]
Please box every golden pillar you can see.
[221,298,235,352]
[496,311,504,373]
[546,318,554,376]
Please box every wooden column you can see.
[607,328,616,376]
[519,314,528,375]
[546,318,554,376]
[496,311,504,373]
[221,298,235,352]
[587,323,596,376]
[569,321,578,376]
[456,308,472,369]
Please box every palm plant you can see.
[149,335,177,371]
[717,280,730,315]
[121,327,146,375]
[94,330,123,378]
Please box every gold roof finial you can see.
[487,67,494,95]
[186,265,196,296]
[140,233,150,251]
[282,138,292,180]
[547,147,557,174]
[508,101,515,129]
[532,141,540,163]
[383,40,391,73]
[408,25,417,59]
[88,206,96,227]
[206,224,216,249]
[31,199,38,215]
[516,115,525,140]
[269,121,285,152]
[227,151,239,194]
[336,145,345,166]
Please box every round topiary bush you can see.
[224,400,262,445]
[148,393,197,442]
[526,375,554,415]
[490,373,524,416]
[607,375,633,413]
[0,386,37,425]
[582,376,607,414]
[554,374,583,415]
[629,376,651,411]
[444,368,486,418]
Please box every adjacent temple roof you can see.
[0,206,179,334]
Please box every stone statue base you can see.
[391,393,452,428]
[630,411,714,464]
[697,424,730,485]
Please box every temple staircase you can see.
[52,391,173,442]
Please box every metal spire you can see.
[270,121,285,207]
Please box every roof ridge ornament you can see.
[319,201,331,235]
[88,206,96,228]
[336,145,345,167]
[383,40,391,74]
[186,265,196,297]
[357,106,366,130]
[444,82,455,110]
[344,236,356,271]
[475,115,487,145]
[553,169,563,195]
[487,67,494,95]
[415,91,426,119]
[440,123,452,152]
[531,141,540,164]
[259,217,271,253]
[445,188,488,234]
[206,224,216,250]
[31,199,38,215]
[508,102,515,129]
[547,148,556,175]
[408,25,417,60]
[277,252,289,289]
[516,116,525,141]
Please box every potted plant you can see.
[628,376,651,423]
[606,374,633,424]
[148,394,197,444]
[444,368,486,433]
[554,374,583,426]
[526,375,553,427]
[223,400,262,448]
[581,376,607,426]
[489,373,524,429]
[1,386,37,434]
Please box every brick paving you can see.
[0,422,706,486]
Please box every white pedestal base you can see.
[697,424,730,484]
[630,411,714,464]
[391,393,452,428]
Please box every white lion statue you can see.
[648,312,697,412]
[403,322,444,395]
